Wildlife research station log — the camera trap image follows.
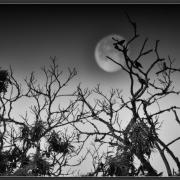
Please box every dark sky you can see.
[0,4,180,174]
[1,4,180,87]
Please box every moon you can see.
[95,34,126,73]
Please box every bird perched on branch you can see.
[113,43,121,51]
[134,61,143,68]
[117,40,126,46]
[112,38,126,51]
[112,37,125,46]
[138,77,147,85]
[163,62,167,70]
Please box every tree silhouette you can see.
[73,14,180,176]
[0,15,180,177]
[0,58,88,176]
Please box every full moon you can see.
[95,34,126,73]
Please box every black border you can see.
[0,177,175,179]
[0,0,179,4]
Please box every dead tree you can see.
[73,15,180,176]
[0,58,87,176]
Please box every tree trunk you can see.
[135,152,158,176]
[155,142,172,176]
[157,138,180,172]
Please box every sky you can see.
[1,5,180,87]
[0,4,180,175]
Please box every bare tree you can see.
[73,15,180,176]
[0,58,88,176]
[1,15,180,177]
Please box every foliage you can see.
[0,69,9,93]
[0,58,85,176]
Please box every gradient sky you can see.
[0,4,180,175]
[1,5,180,86]
[0,5,180,81]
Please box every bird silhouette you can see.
[117,39,125,46]
[163,62,167,70]
[112,37,125,46]
[113,43,121,51]
[134,61,143,68]
[138,77,147,85]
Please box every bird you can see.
[134,61,143,68]
[163,62,167,70]
[112,37,125,47]
[117,39,125,46]
[113,43,121,51]
[138,77,147,85]
[142,100,150,106]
